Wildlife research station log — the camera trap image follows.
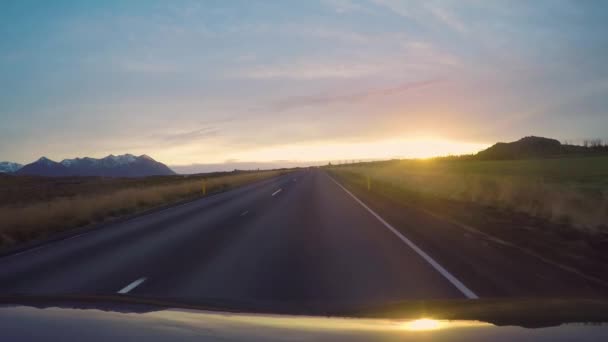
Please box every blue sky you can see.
[1,0,608,171]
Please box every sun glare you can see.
[158,134,489,166]
[224,138,488,164]
[401,318,443,331]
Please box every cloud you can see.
[119,60,181,74]
[272,79,441,111]
[295,26,371,43]
[321,0,366,13]
[228,34,462,81]
[372,0,468,34]
[233,61,386,80]
[424,3,468,34]
[154,127,220,145]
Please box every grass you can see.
[0,170,289,249]
[328,156,608,232]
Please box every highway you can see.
[0,169,606,312]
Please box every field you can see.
[329,156,608,232]
[0,170,289,249]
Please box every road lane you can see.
[133,170,464,307]
[329,175,478,299]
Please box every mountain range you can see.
[0,161,23,173]
[0,154,175,177]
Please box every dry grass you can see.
[330,157,608,232]
[0,170,286,248]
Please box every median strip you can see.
[117,277,147,294]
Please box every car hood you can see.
[1,295,608,341]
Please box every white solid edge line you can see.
[328,176,479,299]
[117,277,147,294]
[271,189,282,196]
[240,210,249,216]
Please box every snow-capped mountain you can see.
[105,154,137,165]
[16,154,175,177]
[0,161,23,173]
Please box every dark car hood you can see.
[1,295,608,341]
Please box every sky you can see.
[1,0,608,172]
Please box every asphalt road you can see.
[0,169,606,312]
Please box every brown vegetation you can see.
[0,170,287,249]
[329,157,608,233]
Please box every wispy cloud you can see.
[230,36,461,81]
[233,61,386,80]
[273,79,441,111]
[372,0,468,34]
[119,60,181,74]
[295,26,371,43]
[424,3,468,34]
[153,126,220,146]
[321,0,366,13]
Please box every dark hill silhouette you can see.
[474,136,607,160]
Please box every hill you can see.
[474,136,608,160]
[16,154,175,177]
